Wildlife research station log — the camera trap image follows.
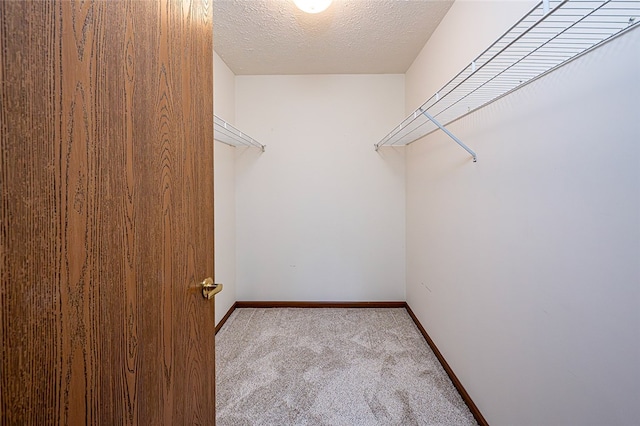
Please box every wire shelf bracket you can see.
[214,114,265,152]
[420,108,477,162]
[374,0,640,161]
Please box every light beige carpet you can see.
[215,308,477,426]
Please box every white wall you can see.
[405,3,640,425]
[213,52,237,325]
[235,74,406,301]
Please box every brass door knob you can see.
[200,277,222,300]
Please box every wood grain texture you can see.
[1,1,215,424]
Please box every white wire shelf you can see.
[375,0,640,160]
[214,114,265,151]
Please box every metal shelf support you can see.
[374,0,640,158]
[419,109,476,162]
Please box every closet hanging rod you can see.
[375,0,640,157]
[214,114,265,151]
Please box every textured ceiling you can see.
[213,0,454,75]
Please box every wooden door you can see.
[0,1,215,424]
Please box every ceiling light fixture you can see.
[294,0,332,14]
